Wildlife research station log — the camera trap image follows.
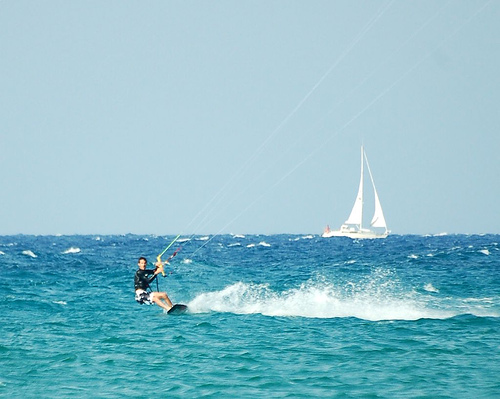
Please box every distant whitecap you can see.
[22,250,37,258]
[0,251,4,255]
[479,249,490,255]
[258,241,271,247]
[62,247,81,254]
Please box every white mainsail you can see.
[344,146,364,226]
[322,146,389,239]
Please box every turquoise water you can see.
[1,234,499,398]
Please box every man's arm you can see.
[145,266,163,284]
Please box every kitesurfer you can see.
[134,257,173,311]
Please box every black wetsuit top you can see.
[134,269,158,291]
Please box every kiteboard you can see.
[167,304,188,315]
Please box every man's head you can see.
[138,257,147,269]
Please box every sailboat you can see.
[322,146,389,239]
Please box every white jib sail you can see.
[364,150,387,230]
[371,190,387,229]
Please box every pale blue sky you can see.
[1,1,499,235]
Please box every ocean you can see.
[1,234,499,398]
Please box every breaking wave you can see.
[187,278,499,321]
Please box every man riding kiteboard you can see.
[134,257,173,311]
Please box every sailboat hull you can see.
[322,229,388,239]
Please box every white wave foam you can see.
[62,247,81,254]
[187,279,456,321]
[22,250,37,258]
[424,283,439,293]
[458,297,500,318]
[479,249,490,255]
[0,251,4,255]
